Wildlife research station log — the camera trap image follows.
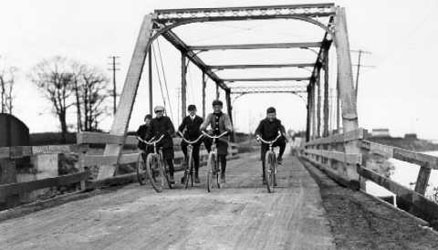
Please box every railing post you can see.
[414,164,431,195]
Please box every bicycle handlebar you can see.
[201,130,228,139]
[136,134,165,145]
[256,132,282,145]
[177,131,204,144]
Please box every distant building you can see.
[371,128,390,137]
[404,133,418,140]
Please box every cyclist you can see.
[178,104,204,184]
[255,107,287,184]
[145,106,176,184]
[200,100,233,183]
[136,114,153,157]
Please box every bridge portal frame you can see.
[98,3,359,183]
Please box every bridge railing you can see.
[76,132,239,187]
[0,132,238,209]
[300,128,438,224]
[0,144,88,209]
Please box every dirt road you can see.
[0,153,334,250]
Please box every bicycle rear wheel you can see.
[136,153,147,185]
[206,152,217,192]
[184,154,194,189]
[146,154,164,193]
[265,151,276,193]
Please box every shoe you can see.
[195,176,200,184]
[220,173,226,183]
[277,157,283,165]
[170,175,175,184]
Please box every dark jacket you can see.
[255,118,286,141]
[178,115,203,140]
[136,124,149,150]
[146,116,175,149]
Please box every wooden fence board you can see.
[358,166,438,221]
[0,172,89,199]
[304,149,361,164]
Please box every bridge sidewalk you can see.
[0,153,335,250]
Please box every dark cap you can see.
[212,100,223,106]
[144,114,152,120]
[266,107,276,114]
[188,104,197,111]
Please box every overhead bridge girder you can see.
[231,86,307,94]
[154,3,335,23]
[224,77,310,82]
[210,63,314,70]
[188,42,322,51]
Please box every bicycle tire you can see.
[206,152,216,192]
[160,156,172,189]
[136,153,147,185]
[184,154,194,189]
[265,151,276,193]
[146,154,164,193]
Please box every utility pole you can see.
[108,56,120,115]
[351,49,373,98]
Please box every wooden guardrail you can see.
[76,132,238,184]
[0,132,239,209]
[300,128,438,224]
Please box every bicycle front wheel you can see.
[265,151,276,193]
[146,154,164,193]
[206,152,217,192]
[136,153,147,185]
[184,153,194,189]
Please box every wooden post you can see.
[148,47,153,115]
[100,15,154,180]
[323,51,329,137]
[334,7,360,189]
[225,90,235,142]
[181,53,187,122]
[414,164,431,195]
[216,84,220,99]
[202,73,206,119]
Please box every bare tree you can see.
[73,63,110,131]
[30,56,75,142]
[0,59,17,114]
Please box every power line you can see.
[156,39,174,119]
[107,56,120,115]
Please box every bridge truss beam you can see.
[188,42,322,51]
[210,63,314,70]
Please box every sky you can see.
[1,0,438,140]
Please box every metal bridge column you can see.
[215,84,220,99]
[334,7,360,188]
[202,73,206,118]
[100,14,154,179]
[305,84,311,142]
[225,89,235,142]
[181,53,187,122]
[316,71,321,138]
[148,47,153,115]
[323,51,329,137]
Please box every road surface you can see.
[0,153,335,249]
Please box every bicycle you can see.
[256,132,282,193]
[136,135,172,192]
[177,131,204,189]
[202,130,229,192]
